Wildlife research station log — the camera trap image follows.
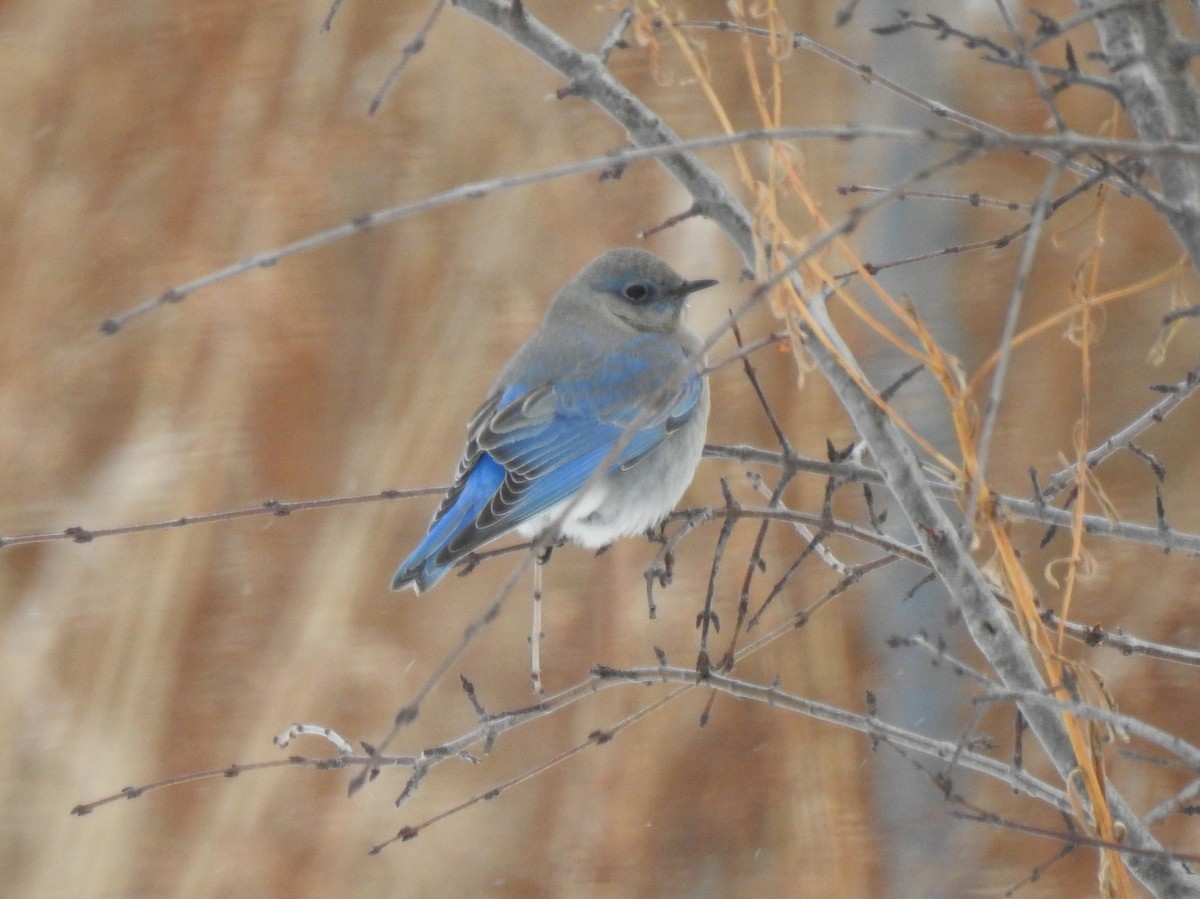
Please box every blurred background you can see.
[2,1,1199,896]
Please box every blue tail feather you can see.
[391,456,505,593]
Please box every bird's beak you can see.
[679,278,718,298]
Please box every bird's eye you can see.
[622,282,652,302]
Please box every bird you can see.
[391,247,717,594]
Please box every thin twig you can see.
[1040,359,1200,500]
[0,487,444,549]
[962,159,1066,535]
[992,0,1069,132]
[369,0,449,114]
[320,0,345,32]
[98,127,1200,333]
[347,548,538,797]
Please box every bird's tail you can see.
[391,457,503,593]
[390,531,456,594]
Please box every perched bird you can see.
[391,248,717,594]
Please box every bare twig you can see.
[0,487,444,549]
[963,159,1068,535]
[98,127,1200,333]
[369,0,449,114]
[1040,359,1200,500]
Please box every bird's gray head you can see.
[557,248,717,334]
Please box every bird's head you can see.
[565,248,717,334]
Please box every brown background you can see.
[2,2,1198,896]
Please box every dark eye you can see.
[622,282,652,302]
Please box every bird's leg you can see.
[646,523,673,570]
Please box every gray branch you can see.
[1084,0,1200,273]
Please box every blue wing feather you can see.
[392,334,701,592]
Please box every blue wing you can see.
[391,334,702,592]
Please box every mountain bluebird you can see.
[392,248,716,593]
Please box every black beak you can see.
[679,278,718,297]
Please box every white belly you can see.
[515,388,708,548]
